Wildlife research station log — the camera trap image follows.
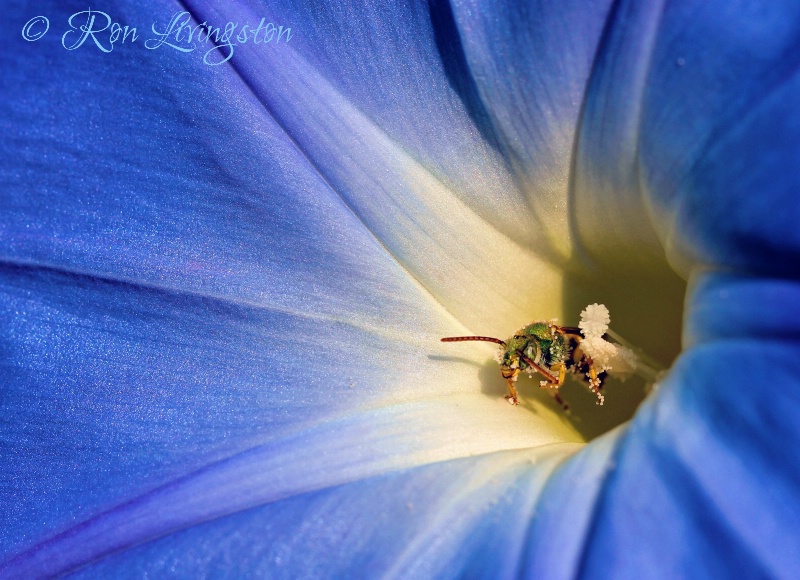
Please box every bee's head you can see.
[500,362,519,379]
[500,348,527,379]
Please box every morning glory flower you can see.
[2,0,799,577]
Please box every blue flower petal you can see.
[1,1,582,574]
[177,0,577,331]
[4,0,799,576]
[34,446,579,578]
[450,0,614,258]
[639,1,800,277]
[521,1,800,577]
[521,275,800,578]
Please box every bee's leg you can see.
[519,353,559,387]
[539,364,571,412]
[596,371,608,391]
[501,367,521,405]
[585,361,605,405]
[538,363,566,390]
[505,377,520,406]
[552,391,571,413]
[556,363,566,387]
[563,333,605,405]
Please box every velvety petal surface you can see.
[3,0,799,578]
[67,445,578,579]
[1,0,593,575]
[519,1,800,577]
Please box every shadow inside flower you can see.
[430,263,687,440]
[560,266,686,439]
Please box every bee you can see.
[441,320,609,411]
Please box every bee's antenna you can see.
[441,336,507,347]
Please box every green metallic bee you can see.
[441,320,607,411]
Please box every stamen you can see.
[579,303,611,337]
[604,328,665,384]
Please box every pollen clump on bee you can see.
[582,336,617,372]
[579,304,638,377]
